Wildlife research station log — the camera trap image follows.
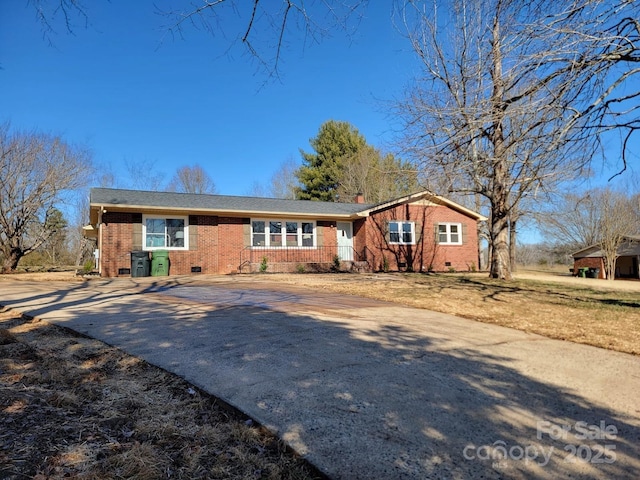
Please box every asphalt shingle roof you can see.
[90,188,373,217]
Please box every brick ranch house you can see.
[86,188,486,277]
[572,236,640,280]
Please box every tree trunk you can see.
[487,13,512,281]
[489,210,512,280]
[475,193,484,271]
[605,256,617,281]
[1,247,23,274]
[509,217,517,273]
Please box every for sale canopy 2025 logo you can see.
[463,420,617,468]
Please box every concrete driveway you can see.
[1,275,639,479]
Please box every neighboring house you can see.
[572,236,640,279]
[86,188,486,277]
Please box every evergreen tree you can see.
[295,120,367,202]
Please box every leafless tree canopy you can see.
[597,189,638,280]
[167,164,217,194]
[29,0,89,43]
[0,125,93,272]
[394,0,640,279]
[269,158,300,199]
[537,193,602,250]
[161,0,370,77]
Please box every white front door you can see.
[336,222,353,261]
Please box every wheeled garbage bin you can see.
[131,251,150,277]
[151,250,169,276]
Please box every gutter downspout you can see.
[98,207,104,276]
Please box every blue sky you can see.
[1,1,417,196]
[2,1,635,246]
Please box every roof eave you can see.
[357,191,487,221]
[89,202,361,220]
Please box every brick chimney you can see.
[354,193,365,204]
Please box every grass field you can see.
[264,270,640,355]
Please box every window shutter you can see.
[385,222,390,243]
[132,223,143,250]
[415,223,422,243]
[189,216,198,251]
[462,223,468,244]
[243,220,251,247]
[317,223,324,247]
[434,223,439,244]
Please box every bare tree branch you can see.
[394,0,640,280]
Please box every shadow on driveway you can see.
[1,279,639,479]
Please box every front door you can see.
[337,222,353,261]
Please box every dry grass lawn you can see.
[0,309,323,480]
[262,270,640,356]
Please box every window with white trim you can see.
[389,221,415,245]
[143,215,188,249]
[252,220,315,247]
[438,223,462,245]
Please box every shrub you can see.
[259,256,268,273]
[82,260,94,274]
[332,255,341,272]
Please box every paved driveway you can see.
[1,276,639,479]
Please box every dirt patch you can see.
[0,309,323,480]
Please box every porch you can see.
[239,245,371,273]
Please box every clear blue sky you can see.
[0,1,417,195]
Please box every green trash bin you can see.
[151,250,170,276]
[131,251,150,277]
[578,267,588,278]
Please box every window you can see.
[270,221,283,247]
[389,221,415,245]
[252,219,315,247]
[252,221,266,246]
[438,223,462,245]
[144,216,187,249]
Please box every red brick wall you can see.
[362,204,479,272]
[98,205,481,276]
[167,215,220,275]
[573,257,605,279]
[100,212,222,276]
[217,217,246,274]
[100,212,135,277]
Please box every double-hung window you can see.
[437,223,462,245]
[389,221,415,245]
[252,220,315,247]
[144,216,188,249]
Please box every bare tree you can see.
[598,189,638,280]
[167,164,217,194]
[125,158,166,191]
[29,0,89,43]
[537,192,602,249]
[0,125,92,273]
[394,0,640,280]
[269,157,299,199]
[160,1,369,78]
[539,187,638,279]
[336,147,419,203]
